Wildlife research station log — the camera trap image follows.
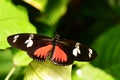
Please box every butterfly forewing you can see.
[73,44,97,61]
[57,39,97,63]
[7,33,53,61]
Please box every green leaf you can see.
[24,60,72,80]
[0,0,36,49]
[39,0,69,26]
[72,63,115,80]
[0,49,13,75]
[13,49,32,67]
[92,24,120,79]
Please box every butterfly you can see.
[7,33,97,66]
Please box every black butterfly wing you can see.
[7,33,53,61]
[73,43,97,61]
[51,39,97,65]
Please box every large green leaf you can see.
[0,0,36,49]
[92,24,120,79]
[24,60,72,80]
[0,0,36,79]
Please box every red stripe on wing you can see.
[51,46,67,63]
[34,44,53,59]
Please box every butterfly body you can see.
[7,33,97,66]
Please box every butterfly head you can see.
[55,34,60,39]
[52,34,60,45]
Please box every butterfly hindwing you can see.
[7,33,53,61]
[51,45,74,65]
[34,44,53,61]
[50,40,75,65]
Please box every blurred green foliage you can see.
[0,0,120,80]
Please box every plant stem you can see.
[4,65,17,80]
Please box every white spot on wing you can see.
[13,35,19,43]
[24,39,33,47]
[24,34,34,48]
[73,42,81,57]
[88,48,93,58]
[73,48,81,57]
